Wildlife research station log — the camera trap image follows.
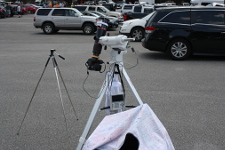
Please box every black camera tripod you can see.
[17,49,78,135]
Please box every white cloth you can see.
[83,104,175,150]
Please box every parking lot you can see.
[1,14,225,150]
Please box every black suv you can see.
[142,6,225,60]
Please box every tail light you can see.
[123,14,127,21]
[145,27,156,33]
[34,17,36,22]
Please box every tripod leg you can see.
[122,68,143,105]
[52,57,69,135]
[56,65,79,120]
[17,56,51,135]
[76,76,109,150]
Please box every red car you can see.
[23,4,38,14]
[21,5,28,14]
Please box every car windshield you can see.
[142,11,155,20]
[101,6,110,12]
[75,9,83,16]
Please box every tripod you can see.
[17,49,78,135]
[76,36,144,150]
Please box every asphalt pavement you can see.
[0,14,225,150]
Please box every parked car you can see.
[119,4,135,14]
[120,12,154,41]
[123,5,154,21]
[20,5,28,15]
[73,5,123,21]
[0,5,6,18]
[142,6,225,60]
[206,2,225,7]
[98,1,107,5]
[11,4,18,16]
[82,11,119,29]
[23,4,38,14]
[116,1,126,9]
[33,8,98,34]
[30,4,42,8]
[102,3,116,11]
[92,11,119,28]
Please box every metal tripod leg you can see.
[76,73,110,150]
[52,56,78,135]
[122,68,143,105]
[56,61,79,120]
[52,56,69,133]
[76,67,144,150]
[17,56,51,135]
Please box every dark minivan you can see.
[142,6,225,60]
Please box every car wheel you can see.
[43,23,55,34]
[83,23,95,35]
[167,39,191,60]
[130,27,145,42]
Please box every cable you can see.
[83,62,108,99]
[125,47,139,70]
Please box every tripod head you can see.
[49,49,65,60]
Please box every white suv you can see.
[33,8,98,34]
[119,12,154,41]
[118,4,135,14]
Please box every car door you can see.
[51,9,65,27]
[191,10,225,53]
[64,9,81,28]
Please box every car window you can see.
[123,5,133,9]
[73,6,86,11]
[37,9,51,16]
[191,11,224,25]
[144,8,153,13]
[88,6,95,11]
[52,9,65,16]
[133,6,142,12]
[65,10,76,16]
[101,6,110,12]
[160,11,190,24]
[97,7,105,12]
[201,2,211,6]
[142,11,155,20]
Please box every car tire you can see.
[130,27,145,42]
[167,39,191,60]
[83,23,95,35]
[43,23,55,34]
